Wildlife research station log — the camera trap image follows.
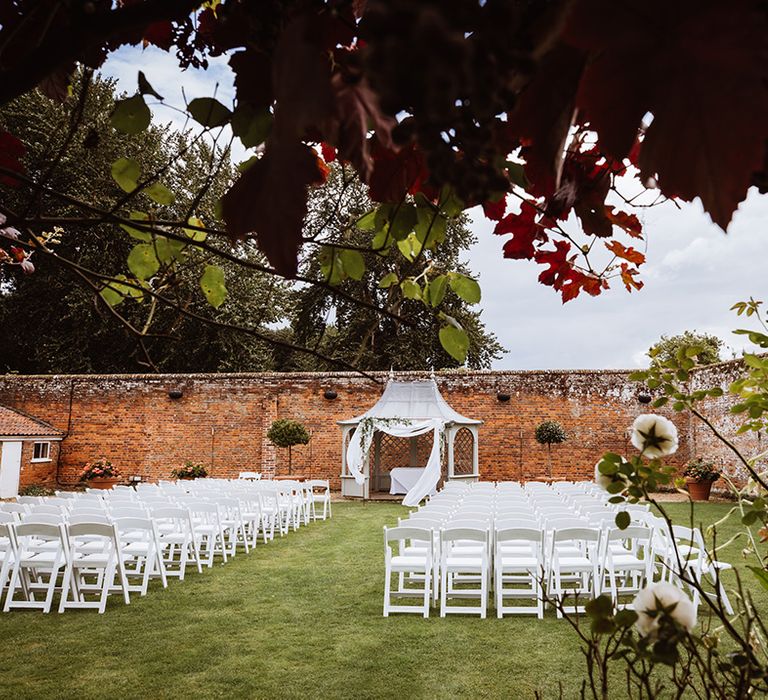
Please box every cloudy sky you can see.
[102,46,767,371]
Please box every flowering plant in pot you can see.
[682,458,721,501]
[80,458,121,488]
[171,461,208,480]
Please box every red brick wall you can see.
[18,440,60,489]
[0,370,692,489]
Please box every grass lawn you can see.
[1,501,765,699]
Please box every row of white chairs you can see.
[383,481,732,619]
[0,478,332,613]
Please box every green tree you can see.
[267,419,311,474]
[647,331,723,368]
[280,165,505,371]
[0,73,290,373]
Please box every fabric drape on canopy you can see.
[345,418,443,506]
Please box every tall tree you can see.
[0,73,289,373]
[283,165,504,370]
[648,331,723,368]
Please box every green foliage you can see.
[200,265,227,309]
[683,458,721,482]
[111,157,140,192]
[19,484,55,497]
[648,330,723,367]
[534,420,567,445]
[267,419,311,449]
[110,94,151,134]
[187,97,232,128]
[170,461,208,479]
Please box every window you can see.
[32,441,51,462]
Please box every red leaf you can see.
[482,197,507,221]
[508,44,586,198]
[564,0,768,230]
[368,140,428,203]
[620,263,644,292]
[534,240,573,289]
[497,201,545,260]
[0,130,25,187]
[321,142,337,163]
[221,140,326,276]
[326,66,395,181]
[143,21,173,51]
[605,240,645,266]
[605,206,642,239]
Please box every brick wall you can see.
[18,440,60,489]
[0,369,692,490]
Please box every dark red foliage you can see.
[482,197,506,221]
[496,201,546,260]
[0,130,26,187]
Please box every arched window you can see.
[453,427,474,475]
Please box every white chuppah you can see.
[338,374,482,506]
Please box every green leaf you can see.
[145,181,175,206]
[184,216,207,242]
[449,273,481,304]
[237,155,259,173]
[100,274,144,307]
[747,566,768,592]
[387,203,418,241]
[585,595,613,619]
[339,249,365,281]
[606,482,625,494]
[439,325,469,363]
[138,71,164,100]
[615,511,631,530]
[119,211,151,241]
[742,510,759,526]
[439,186,465,217]
[188,97,232,128]
[505,161,529,189]
[127,244,159,280]
[111,94,151,135]
[379,272,398,289]
[111,157,140,193]
[200,264,227,308]
[652,397,669,408]
[154,236,186,263]
[414,206,447,249]
[397,233,422,262]
[400,279,422,300]
[231,104,271,148]
[426,275,448,307]
[319,247,344,285]
[615,609,639,628]
[356,210,377,231]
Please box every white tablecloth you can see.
[390,467,434,495]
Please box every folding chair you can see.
[59,522,129,613]
[548,527,602,617]
[114,517,167,595]
[440,527,489,618]
[383,526,433,617]
[4,522,69,613]
[152,506,201,579]
[307,480,332,521]
[495,527,544,618]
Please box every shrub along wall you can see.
[0,369,699,490]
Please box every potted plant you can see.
[535,420,567,479]
[79,458,122,489]
[267,419,311,475]
[171,461,208,480]
[683,458,721,501]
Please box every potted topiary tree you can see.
[535,420,567,479]
[683,458,721,501]
[267,419,311,475]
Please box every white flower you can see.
[594,461,613,490]
[0,226,19,240]
[633,582,696,638]
[631,414,678,458]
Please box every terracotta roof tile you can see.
[0,405,64,438]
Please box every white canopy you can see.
[338,378,481,427]
[338,377,481,506]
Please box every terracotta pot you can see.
[85,477,120,490]
[686,478,714,502]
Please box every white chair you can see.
[4,522,69,613]
[114,517,167,596]
[238,471,261,480]
[383,526,433,617]
[548,527,602,618]
[59,522,129,613]
[601,527,654,606]
[0,519,17,604]
[187,502,228,567]
[439,527,489,618]
[152,506,201,579]
[307,480,332,521]
[494,527,544,618]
